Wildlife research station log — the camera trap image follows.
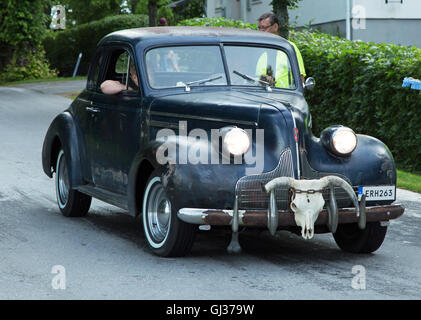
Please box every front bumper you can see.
[177,204,404,228]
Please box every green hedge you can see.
[178,18,421,170]
[290,30,421,170]
[177,17,258,29]
[43,14,148,76]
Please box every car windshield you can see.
[145,45,295,90]
[145,46,227,89]
[224,45,296,89]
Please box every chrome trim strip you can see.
[78,98,92,104]
[150,111,258,127]
[150,120,180,129]
[289,110,300,179]
[177,208,246,225]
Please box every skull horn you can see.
[320,176,359,212]
[320,176,360,232]
[264,176,294,193]
[264,177,294,236]
[326,186,339,233]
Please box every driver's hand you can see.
[260,74,275,86]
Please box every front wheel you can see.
[333,221,388,253]
[55,149,91,217]
[142,171,196,257]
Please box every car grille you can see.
[235,148,357,210]
[235,148,294,210]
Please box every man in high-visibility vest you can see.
[257,13,306,86]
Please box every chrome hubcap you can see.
[147,180,171,244]
[56,151,69,208]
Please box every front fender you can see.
[42,111,85,189]
[127,136,248,217]
[304,134,396,187]
[127,141,162,216]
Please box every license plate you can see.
[358,186,395,201]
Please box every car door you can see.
[88,46,142,195]
[72,47,105,183]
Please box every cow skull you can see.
[265,176,359,239]
[290,180,326,239]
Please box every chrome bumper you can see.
[177,204,405,228]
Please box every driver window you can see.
[100,49,139,95]
[87,51,104,92]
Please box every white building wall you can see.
[289,0,347,26]
[289,0,421,26]
[246,0,272,24]
[353,0,421,19]
[206,0,272,25]
[205,0,421,46]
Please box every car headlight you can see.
[321,126,357,156]
[223,127,250,156]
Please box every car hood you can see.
[148,90,294,127]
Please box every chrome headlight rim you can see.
[321,126,358,157]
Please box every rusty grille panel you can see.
[235,148,294,210]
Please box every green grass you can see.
[0,76,86,86]
[397,169,421,193]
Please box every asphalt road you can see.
[1,81,421,300]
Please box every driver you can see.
[101,63,139,95]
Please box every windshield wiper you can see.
[233,70,272,92]
[178,75,223,92]
[186,75,223,86]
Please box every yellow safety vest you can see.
[256,41,306,88]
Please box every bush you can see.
[0,47,57,83]
[290,30,421,170]
[177,17,257,30]
[43,14,149,76]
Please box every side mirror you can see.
[304,77,315,91]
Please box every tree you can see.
[174,0,205,22]
[148,0,158,26]
[126,0,141,13]
[0,0,56,81]
[52,0,123,25]
[138,0,205,26]
[271,0,302,39]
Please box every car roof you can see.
[98,26,292,48]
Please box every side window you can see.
[102,48,139,94]
[115,51,130,84]
[87,51,103,91]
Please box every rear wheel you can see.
[55,150,91,217]
[142,170,196,257]
[333,221,388,253]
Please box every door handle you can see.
[86,106,100,113]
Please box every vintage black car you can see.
[42,27,404,257]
